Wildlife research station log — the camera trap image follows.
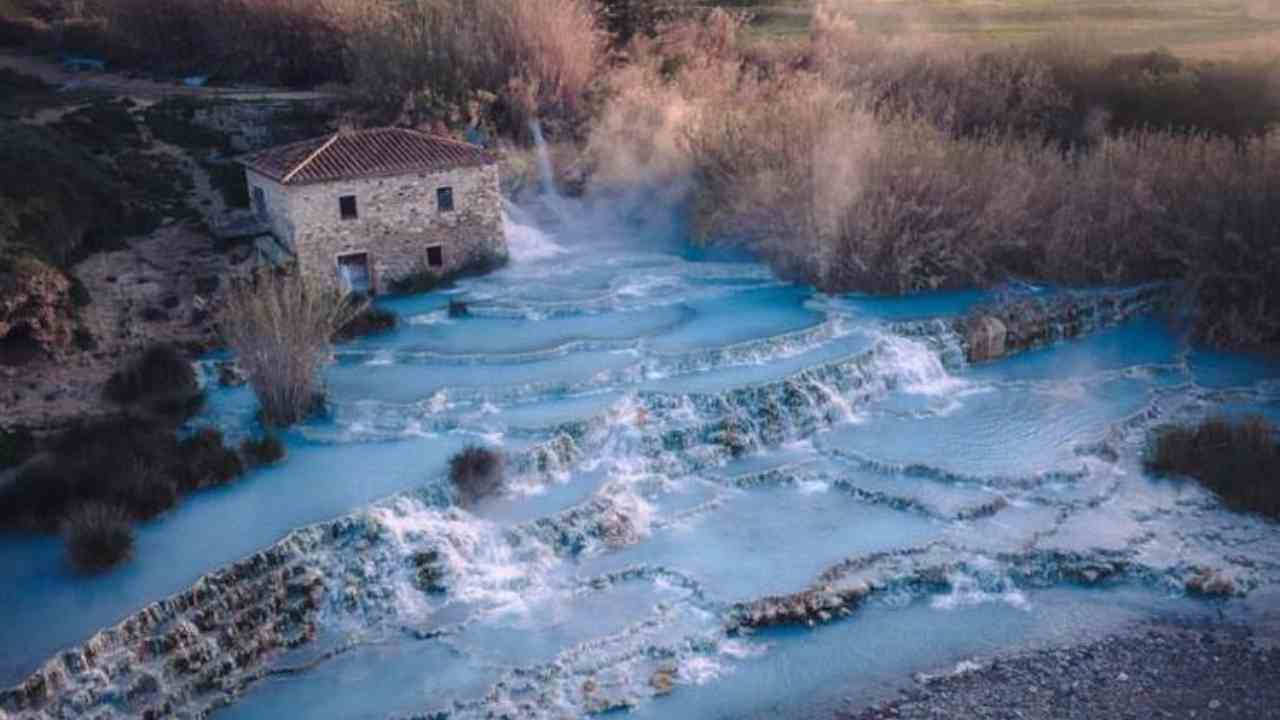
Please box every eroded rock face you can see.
[727,585,871,632]
[0,534,326,719]
[0,258,75,361]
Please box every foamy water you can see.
[3,169,1279,720]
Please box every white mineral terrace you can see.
[2,184,1279,719]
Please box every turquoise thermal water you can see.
[2,192,1278,720]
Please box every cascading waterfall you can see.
[529,119,571,225]
[3,188,1279,720]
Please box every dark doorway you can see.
[337,252,373,294]
[427,245,444,268]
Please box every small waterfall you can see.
[502,199,565,262]
[529,120,570,225]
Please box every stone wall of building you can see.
[244,169,296,253]
[281,163,505,293]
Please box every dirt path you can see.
[0,51,332,102]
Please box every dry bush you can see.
[449,445,505,507]
[589,14,1280,347]
[813,10,1070,141]
[1147,416,1280,519]
[343,0,603,133]
[220,271,363,426]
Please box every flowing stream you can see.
[3,184,1280,718]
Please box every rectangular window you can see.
[427,245,444,268]
[339,195,358,220]
[436,187,454,212]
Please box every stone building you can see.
[237,127,505,294]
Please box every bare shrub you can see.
[449,445,505,507]
[813,10,1070,141]
[220,271,363,426]
[343,0,603,132]
[63,503,135,574]
[1147,416,1280,519]
[632,24,1280,345]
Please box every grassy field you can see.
[733,1,1280,60]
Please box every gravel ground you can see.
[839,622,1280,720]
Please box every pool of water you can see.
[2,192,1279,719]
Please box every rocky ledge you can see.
[840,621,1280,720]
[959,285,1171,363]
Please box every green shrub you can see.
[51,100,143,155]
[241,433,286,467]
[175,428,245,491]
[0,417,227,531]
[104,343,203,417]
[68,275,92,307]
[111,463,180,522]
[1147,416,1280,519]
[0,419,178,529]
[0,426,35,470]
[63,503,135,574]
[0,121,137,268]
[143,99,231,152]
[334,306,398,342]
[204,160,250,208]
[449,445,505,506]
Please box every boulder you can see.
[1186,568,1236,597]
[964,315,1007,363]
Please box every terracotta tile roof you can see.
[238,127,498,185]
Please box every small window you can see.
[339,195,358,220]
[436,187,454,212]
[427,245,444,268]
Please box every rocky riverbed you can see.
[841,620,1280,720]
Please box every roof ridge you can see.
[281,132,341,185]
[396,127,480,149]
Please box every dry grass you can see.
[219,271,363,426]
[587,11,1280,349]
[1147,416,1280,519]
[341,0,603,133]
